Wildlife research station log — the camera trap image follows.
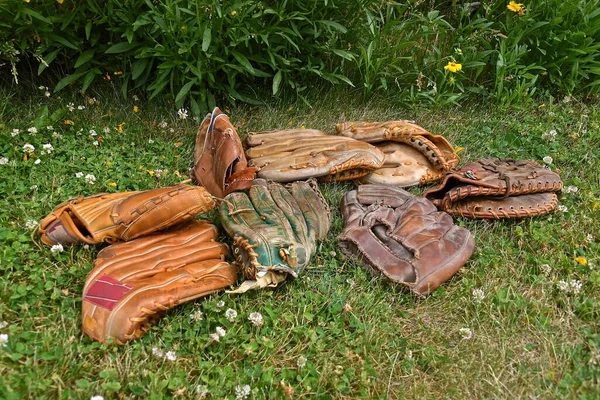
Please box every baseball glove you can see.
[339,185,475,296]
[336,120,459,187]
[82,220,235,344]
[219,178,330,293]
[245,129,385,182]
[423,158,563,219]
[191,107,258,197]
[38,184,215,246]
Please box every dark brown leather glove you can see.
[339,185,475,296]
[191,107,257,197]
[423,158,563,219]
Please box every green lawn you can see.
[0,86,599,399]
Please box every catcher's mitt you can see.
[191,107,257,197]
[423,158,563,219]
[81,220,236,344]
[245,129,385,182]
[219,178,330,293]
[38,184,215,246]
[336,120,459,187]
[339,185,475,296]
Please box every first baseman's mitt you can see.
[191,107,257,197]
[245,129,385,182]
[38,184,215,246]
[339,185,475,296]
[423,158,563,219]
[82,220,235,344]
[219,178,330,293]
[336,120,459,187]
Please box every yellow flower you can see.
[230,10,237,16]
[113,71,123,76]
[63,119,74,125]
[574,256,588,266]
[174,170,181,177]
[507,1,525,15]
[133,105,139,113]
[117,122,125,133]
[147,170,155,176]
[24,0,30,3]
[444,62,462,73]
[108,182,117,188]
[104,73,111,81]
[57,0,64,4]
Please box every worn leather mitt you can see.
[336,120,459,187]
[339,185,475,296]
[219,178,330,293]
[82,220,236,344]
[191,107,257,197]
[245,129,385,182]
[38,184,215,246]
[423,158,563,219]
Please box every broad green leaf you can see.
[272,70,282,95]
[131,59,148,80]
[54,71,86,92]
[231,51,254,73]
[202,26,212,52]
[175,80,195,106]
[74,50,95,68]
[105,42,138,54]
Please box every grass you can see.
[0,84,599,399]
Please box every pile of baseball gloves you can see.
[36,107,563,344]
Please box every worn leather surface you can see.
[191,107,257,197]
[219,178,330,293]
[81,220,235,344]
[423,158,563,219]
[336,120,459,187]
[245,129,384,182]
[339,185,475,296]
[38,185,215,245]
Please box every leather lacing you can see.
[233,236,260,279]
[126,298,177,340]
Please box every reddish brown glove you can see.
[191,107,257,197]
[423,158,563,219]
[339,185,475,296]
[81,220,236,344]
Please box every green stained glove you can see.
[219,179,330,293]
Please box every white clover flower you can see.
[248,312,263,327]
[77,105,85,110]
[89,129,97,136]
[148,139,154,144]
[216,300,225,308]
[542,156,553,164]
[42,143,54,154]
[93,141,99,146]
[346,278,356,287]
[296,355,307,368]
[541,130,557,142]
[472,288,485,303]
[85,174,96,185]
[90,396,104,400]
[154,169,165,178]
[570,280,582,295]
[159,121,168,129]
[152,347,164,358]
[50,244,64,254]
[540,264,552,276]
[209,333,220,343]
[164,350,177,361]
[75,172,84,178]
[0,157,8,165]
[177,108,188,120]
[25,219,38,230]
[23,143,35,154]
[103,126,110,134]
[589,349,600,366]
[30,185,38,190]
[564,185,579,194]
[67,103,75,112]
[44,90,51,97]
[459,327,473,340]
[190,309,203,321]
[216,326,226,337]
[557,280,570,292]
[27,127,38,134]
[194,385,209,396]
[0,321,8,329]
[133,95,139,101]
[0,333,8,347]
[11,128,20,137]
[235,384,251,400]
[225,308,238,322]
[558,205,568,213]
[34,159,41,165]
[586,234,593,243]
[52,132,63,139]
